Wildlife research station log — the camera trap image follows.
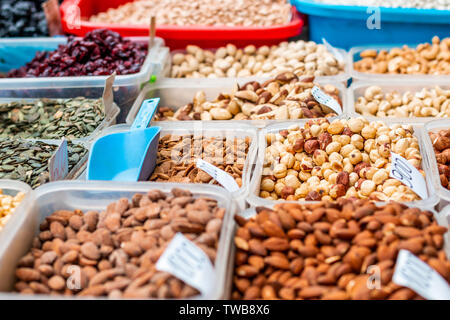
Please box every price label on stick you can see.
[102,73,116,120]
[156,233,215,295]
[311,86,342,115]
[389,152,428,199]
[196,159,240,192]
[393,250,450,300]
[49,138,68,181]
[321,38,345,63]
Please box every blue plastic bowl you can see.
[291,0,450,49]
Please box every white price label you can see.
[48,138,68,181]
[393,250,450,300]
[156,233,215,295]
[389,152,428,200]
[196,159,240,192]
[311,86,342,115]
[322,38,345,63]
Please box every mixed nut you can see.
[354,37,450,75]
[232,200,450,300]
[0,140,87,188]
[150,134,250,188]
[355,86,450,118]
[13,188,225,298]
[155,73,341,121]
[0,190,25,232]
[89,0,292,27]
[171,41,344,78]
[260,118,423,202]
[0,98,105,139]
[429,128,450,190]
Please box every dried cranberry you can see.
[7,29,148,78]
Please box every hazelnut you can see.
[281,186,295,199]
[354,162,370,175]
[305,191,321,201]
[304,139,320,154]
[293,139,305,152]
[329,184,346,199]
[318,132,333,150]
[336,172,350,187]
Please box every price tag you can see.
[149,16,156,49]
[393,250,450,300]
[195,159,240,192]
[42,0,63,36]
[389,152,428,199]
[156,233,215,295]
[102,73,116,120]
[322,38,345,63]
[311,86,342,115]
[48,138,68,181]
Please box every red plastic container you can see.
[60,0,304,49]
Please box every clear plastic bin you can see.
[348,81,450,124]
[0,181,237,299]
[0,37,167,122]
[247,116,440,209]
[349,45,450,83]
[423,119,450,211]
[1,139,90,188]
[97,122,258,210]
[125,77,348,128]
[222,201,450,299]
[0,95,120,143]
[160,46,350,84]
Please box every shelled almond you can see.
[232,200,450,300]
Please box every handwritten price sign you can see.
[49,138,68,181]
[389,152,427,199]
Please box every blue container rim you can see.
[291,0,450,24]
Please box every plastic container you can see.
[161,46,350,83]
[349,44,450,82]
[125,77,348,128]
[0,181,236,299]
[1,139,89,188]
[247,117,440,209]
[60,0,304,50]
[222,201,450,299]
[348,81,450,124]
[97,122,258,211]
[292,0,450,50]
[0,96,120,144]
[0,36,166,122]
[424,119,450,211]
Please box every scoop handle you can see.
[131,98,160,130]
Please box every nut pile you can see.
[315,0,450,10]
[0,190,25,231]
[355,86,450,118]
[260,118,423,202]
[171,41,344,78]
[150,134,250,188]
[7,29,148,77]
[354,37,450,75]
[89,0,291,27]
[14,188,225,298]
[155,73,341,121]
[0,98,105,139]
[429,129,450,190]
[0,140,87,188]
[232,200,450,300]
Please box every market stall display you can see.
[232,200,450,300]
[0,0,449,305]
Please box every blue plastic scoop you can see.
[87,98,161,181]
